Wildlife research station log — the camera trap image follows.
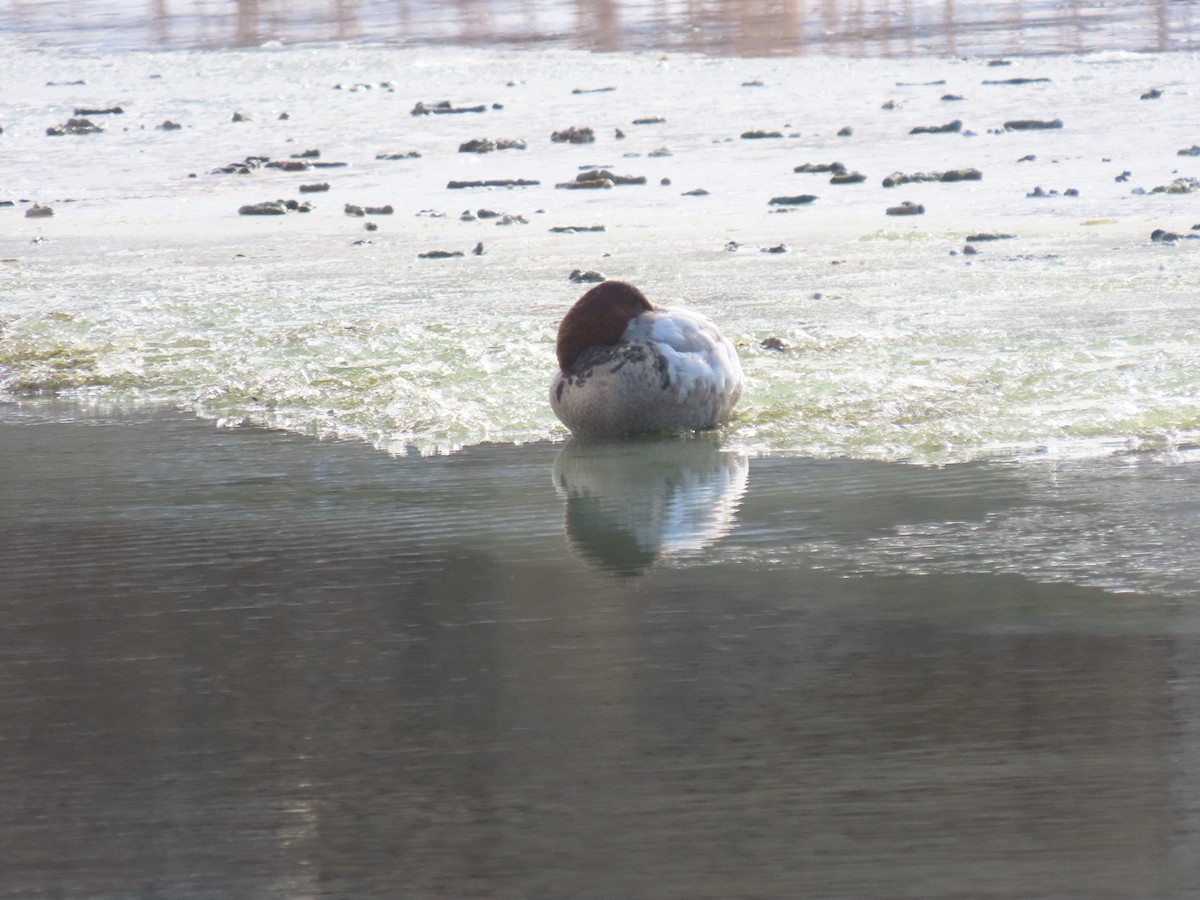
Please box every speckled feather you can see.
[550,287,743,437]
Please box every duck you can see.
[549,280,743,437]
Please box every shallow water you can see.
[3,401,1200,897]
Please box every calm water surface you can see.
[3,402,1200,897]
[5,0,1197,56]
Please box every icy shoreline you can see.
[3,41,1200,460]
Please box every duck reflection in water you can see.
[552,436,749,574]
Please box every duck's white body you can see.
[550,281,743,437]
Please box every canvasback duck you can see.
[549,280,743,437]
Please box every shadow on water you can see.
[3,0,1197,56]
[4,402,1200,896]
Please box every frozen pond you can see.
[3,38,1200,461]
[4,4,1200,897]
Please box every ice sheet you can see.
[2,41,1199,461]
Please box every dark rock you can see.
[742,130,783,139]
[569,269,605,283]
[412,101,486,115]
[795,162,846,175]
[418,250,465,258]
[550,225,606,233]
[24,204,54,218]
[376,151,422,160]
[446,179,540,189]
[760,336,788,351]
[1151,177,1200,194]
[239,201,288,216]
[265,160,310,171]
[940,168,983,182]
[556,169,645,189]
[310,161,347,169]
[47,117,102,135]
[768,195,818,206]
[983,77,1051,85]
[965,233,1014,242]
[1004,119,1063,130]
[460,138,496,153]
[212,155,269,174]
[551,126,595,143]
[910,120,962,134]
[632,117,665,125]
[591,170,645,186]
[1140,88,1163,100]
[830,172,866,184]
[459,138,527,153]
[882,168,981,187]
[886,201,925,216]
[292,149,320,159]
[557,176,612,190]
[74,106,122,115]
[896,80,946,86]
[1151,229,1180,242]
[157,120,182,131]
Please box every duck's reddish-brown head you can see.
[555,280,654,372]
